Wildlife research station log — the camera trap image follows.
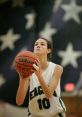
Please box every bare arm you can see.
[16,76,30,105]
[34,64,63,99]
[49,65,63,95]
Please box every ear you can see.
[47,48,51,54]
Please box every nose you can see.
[36,44,40,48]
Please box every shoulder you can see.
[55,64,63,74]
[49,62,63,73]
[50,62,63,70]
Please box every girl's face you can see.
[34,38,50,56]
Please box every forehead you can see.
[35,38,47,44]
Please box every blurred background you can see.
[0,0,82,117]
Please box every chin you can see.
[35,52,40,55]
[35,52,41,56]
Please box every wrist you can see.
[36,72,42,79]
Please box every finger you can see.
[31,69,35,72]
[33,64,39,71]
[35,59,40,65]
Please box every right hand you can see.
[32,60,42,78]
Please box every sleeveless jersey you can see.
[29,62,66,117]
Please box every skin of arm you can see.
[34,64,63,99]
[16,75,30,105]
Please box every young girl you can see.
[16,37,66,117]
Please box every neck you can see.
[38,56,49,71]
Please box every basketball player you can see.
[16,37,66,117]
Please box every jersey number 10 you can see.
[37,98,50,109]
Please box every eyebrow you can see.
[35,41,46,44]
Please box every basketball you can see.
[14,51,39,78]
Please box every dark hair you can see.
[36,37,53,60]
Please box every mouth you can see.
[36,49,41,51]
[34,50,41,54]
[34,48,41,53]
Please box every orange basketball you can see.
[14,51,39,78]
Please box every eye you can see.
[41,43,44,46]
[41,43,45,46]
[34,43,38,46]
